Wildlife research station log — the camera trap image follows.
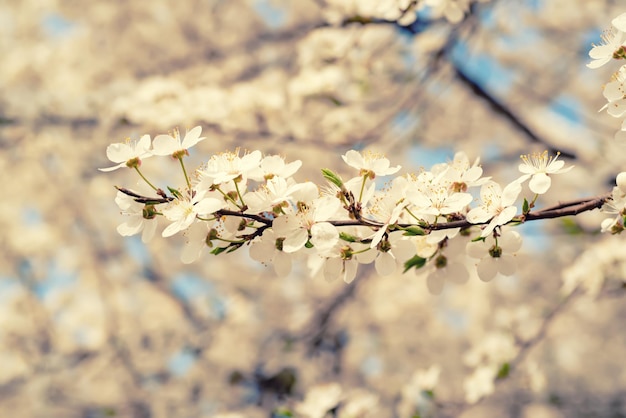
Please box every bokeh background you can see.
[1,0,626,417]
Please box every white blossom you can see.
[466,181,521,237]
[99,135,152,172]
[151,126,205,156]
[161,191,224,237]
[199,148,262,185]
[517,151,573,194]
[466,230,522,282]
[341,149,401,178]
[114,191,157,243]
[587,29,626,69]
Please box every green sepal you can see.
[167,187,182,199]
[403,254,427,273]
[304,240,314,249]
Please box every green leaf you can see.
[339,232,358,242]
[560,218,584,235]
[321,168,344,189]
[226,243,243,253]
[402,226,426,236]
[522,198,529,214]
[496,362,510,379]
[210,246,228,255]
[403,254,427,273]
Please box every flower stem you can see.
[134,167,158,191]
[178,157,192,191]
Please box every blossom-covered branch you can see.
[102,126,623,293]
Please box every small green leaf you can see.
[496,362,510,379]
[402,226,426,236]
[403,254,427,273]
[560,218,584,235]
[339,232,358,242]
[471,235,486,242]
[210,246,228,255]
[304,240,314,249]
[321,168,345,189]
[522,198,529,214]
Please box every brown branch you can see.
[115,188,611,239]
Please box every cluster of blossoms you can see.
[101,127,581,294]
[587,12,626,233]
[588,12,626,140]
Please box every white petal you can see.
[343,261,358,283]
[466,240,487,259]
[375,252,396,276]
[528,173,551,194]
[447,262,469,284]
[310,222,339,252]
[427,270,445,295]
[323,258,343,281]
[283,228,308,253]
[249,238,274,263]
[181,238,204,264]
[612,12,626,32]
[342,150,364,170]
[152,134,179,156]
[195,197,224,215]
[497,254,517,276]
[181,126,204,149]
[273,251,292,277]
[106,143,132,163]
[98,163,126,172]
[117,216,143,236]
[141,219,157,243]
[501,181,522,205]
[476,258,498,282]
[617,172,626,193]
[466,207,492,224]
[499,230,522,252]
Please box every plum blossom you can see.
[199,148,262,185]
[602,65,626,119]
[151,126,205,156]
[466,181,522,237]
[423,237,469,295]
[466,230,522,282]
[322,252,359,283]
[99,135,152,171]
[245,176,303,214]
[161,191,225,237]
[587,29,626,69]
[249,229,293,277]
[248,155,302,181]
[114,190,157,243]
[516,151,573,194]
[360,232,415,277]
[342,149,401,179]
[272,195,340,254]
[600,171,626,233]
[180,222,212,264]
